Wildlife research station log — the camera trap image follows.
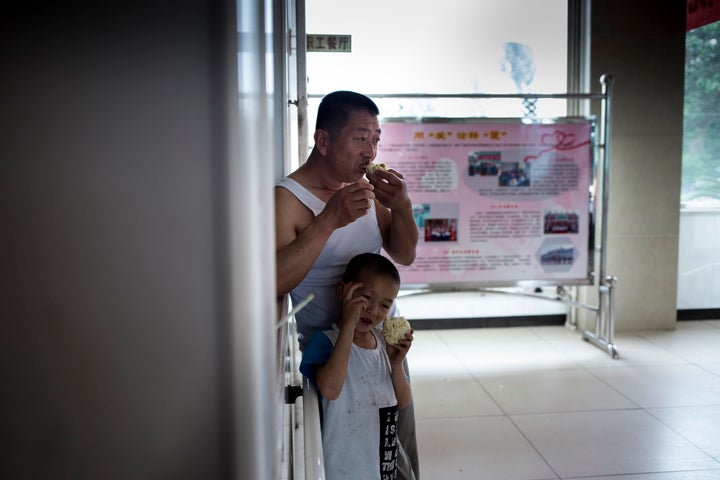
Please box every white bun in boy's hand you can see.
[382,316,411,345]
[365,162,386,175]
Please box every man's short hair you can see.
[316,91,379,138]
[342,253,400,286]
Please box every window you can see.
[682,21,720,208]
[677,19,720,311]
[305,0,568,126]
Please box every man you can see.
[275,91,418,346]
[275,91,419,478]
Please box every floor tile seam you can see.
[528,324,582,343]
[459,325,544,335]
[584,358,720,385]
[440,343,515,418]
[418,412,562,479]
[506,406,720,452]
[638,401,720,409]
[467,366,510,418]
[464,368,649,417]
[445,345,499,385]
[647,404,720,412]
[581,365,645,409]
[502,411,562,480]
[633,332,717,363]
[644,409,720,464]
[699,364,720,379]
[465,365,591,383]
[501,405,652,416]
[432,353,520,419]
[510,406,647,415]
[540,333,601,369]
[506,406,648,419]
[435,329,454,351]
[416,413,511,422]
[584,359,704,375]
[560,467,720,479]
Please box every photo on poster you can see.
[537,237,576,273]
[540,245,574,264]
[543,210,580,234]
[412,204,431,228]
[468,151,501,176]
[498,161,531,187]
[420,202,459,242]
[424,218,458,242]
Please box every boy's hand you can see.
[341,282,366,328]
[387,329,414,365]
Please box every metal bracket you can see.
[285,384,303,404]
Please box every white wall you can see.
[677,210,720,308]
[1,1,279,478]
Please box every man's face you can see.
[327,109,381,181]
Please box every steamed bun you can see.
[382,316,411,345]
[365,162,386,175]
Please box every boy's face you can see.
[339,269,399,332]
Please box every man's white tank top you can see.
[276,177,384,349]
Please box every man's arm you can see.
[275,182,377,297]
[275,186,334,297]
[378,200,417,265]
[369,169,418,265]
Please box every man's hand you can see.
[318,179,376,229]
[368,168,418,266]
[366,168,412,211]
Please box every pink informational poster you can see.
[378,118,596,288]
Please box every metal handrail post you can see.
[599,74,614,282]
[303,377,326,480]
[580,74,620,358]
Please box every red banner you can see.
[687,0,720,31]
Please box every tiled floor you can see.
[405,320,720,480]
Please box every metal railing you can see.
[301,376,325,480]
[282,294,325,480]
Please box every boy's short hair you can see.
[342,253,400,286]
[316,91,379,138]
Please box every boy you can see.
[300,253,415,480]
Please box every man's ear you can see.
[335,281,345,300]
[314,129,330,156]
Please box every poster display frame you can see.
[378,115,597,290]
